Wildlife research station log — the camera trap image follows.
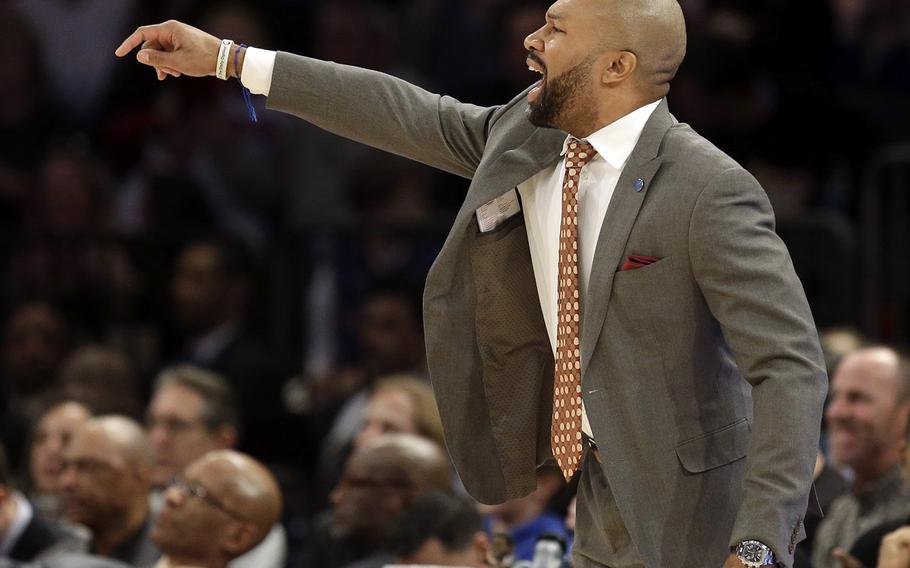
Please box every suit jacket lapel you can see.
[463,127,565,216]
[581,100,675,375]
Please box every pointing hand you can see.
[115,20,222,81]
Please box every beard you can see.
[527,55,596,130]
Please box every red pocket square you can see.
[620,255,660,271]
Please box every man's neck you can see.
[852,459,902,494]
[93,505,148,557]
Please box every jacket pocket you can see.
[675,417,751,473]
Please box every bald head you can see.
[331,434,452,547]
[601,0,687,97]
[524,0,686,134]
[191,450,282,534]
[79,415,153,474]
[60,415,152,535]
[358,433,453,494]
[152,450,282,565]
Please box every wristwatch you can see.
[734,540,776,567]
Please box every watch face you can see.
[742,542,766,562]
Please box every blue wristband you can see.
[234,44,258,123]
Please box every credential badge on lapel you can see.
[476,188,522,233]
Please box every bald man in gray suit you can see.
[116,0,827,566]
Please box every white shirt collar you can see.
[560,99,662,170]
[0,492,34,556]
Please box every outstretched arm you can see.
[116,20,500,178]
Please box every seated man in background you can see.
[814,347,910,567]
[384,491,489,568]
[295,433,453,568]
[150,450,282,568]
[59,415,161,567]
[145,365,286,568]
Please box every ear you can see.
[600,50,637,85]
[214,425,238,449]
[471,531,490,566]
[221,521,259,556]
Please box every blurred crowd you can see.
[2,0,910,566]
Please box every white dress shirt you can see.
[239,46,660,439]
[518,100,661,438]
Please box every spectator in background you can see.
[479,466,569,563]
[146,366,239,489]
[355,376,446,451]
[168,237,280,459]
[57,346,142,419]
[59,416,160,567]
[1,302,70,414]
[27,400,91,518]
[294,434,453,568]
[15,0,137,123]
[0,5,61,230]
[145,365,286,568]
[10,145,142,336]
[384,491,489,568]
[317,373,445,513]
[0,301,70,472]
[0,443,86,562]
[150,450,282,568]
[813,347,910,567]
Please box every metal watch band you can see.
[735,540,776,567]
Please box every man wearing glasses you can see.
[150,450,281,568]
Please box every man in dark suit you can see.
[116,0,828,566]
[59,416,161,567]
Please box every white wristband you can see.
[216,39,234,80]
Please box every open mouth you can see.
[526,56,546,102]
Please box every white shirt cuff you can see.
[240,47,276,96]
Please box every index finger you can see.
[115,24,168,57]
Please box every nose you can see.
[825,393,847,424]
[163,484,186,507]
[58,466,76,492]
[524,24,545,53]
[329,483,345,508]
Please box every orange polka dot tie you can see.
[553,138,598,481]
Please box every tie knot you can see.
[565,138,598,168]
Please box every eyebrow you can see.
[546,11,564,21]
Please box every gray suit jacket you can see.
[266,53,828,568]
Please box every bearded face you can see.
[527,53,596,131]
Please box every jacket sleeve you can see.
[265,52,499,179]
[688,167,828,568]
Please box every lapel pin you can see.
[633,178,645,192]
